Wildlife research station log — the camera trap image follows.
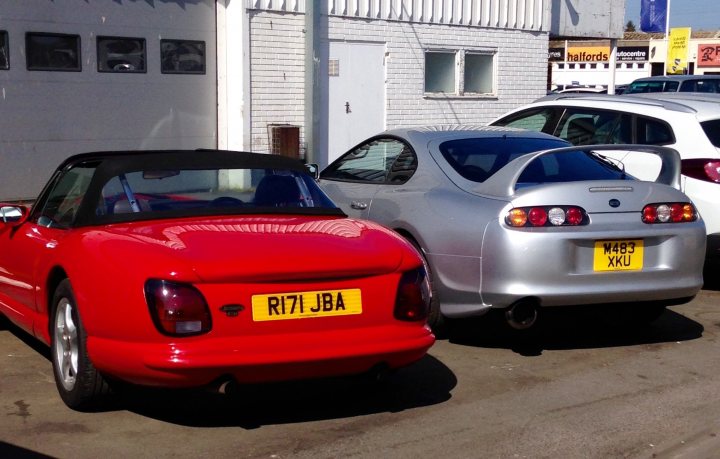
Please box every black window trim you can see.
[25,31,82,72]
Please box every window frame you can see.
[424,50,457,94]
[160,38,206,75]
[424,48,497,97]
[96,35,147,73]
[0,31,8,70]
[25,32,82,72]
[463,51,496,95]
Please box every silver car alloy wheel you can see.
[54,298,79,391]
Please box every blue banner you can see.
[641,0,668,33]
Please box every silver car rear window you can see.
[439,137,629,184]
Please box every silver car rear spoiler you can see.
[480,144,681,198]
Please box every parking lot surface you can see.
[2,272,719,459]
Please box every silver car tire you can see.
[51,279,111,411]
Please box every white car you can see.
[490,93,720,257]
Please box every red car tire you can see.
[51,279,112,411]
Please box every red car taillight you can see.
[394,267,431,322]
[642,202,697,223]
[506,206,588,227]
[145,280,212,336]
[681,158,720,183]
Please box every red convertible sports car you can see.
[0,150,434,411]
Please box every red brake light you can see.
[528,207,547,226]
[681,159,720,183]
[642,203,697,224]
[671,203,683,222]
[145,280,211,336]
[566,207,584,225]
[642,205,657,223]
[394,267,430,322]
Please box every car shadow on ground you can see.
[703,260,720,291]
[448,306,704,357]
[0,442,55,459]
[0,315,51,360]
[1,314,456,428]
[119,354,456,428]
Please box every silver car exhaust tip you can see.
[505,299,539,330]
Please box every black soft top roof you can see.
[59,149,308,175]
[38,149,343,227]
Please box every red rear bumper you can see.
[88,325,434,387]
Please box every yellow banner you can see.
[667,27,692,74]
[567,46,610,62]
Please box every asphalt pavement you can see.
[1,268,719,459]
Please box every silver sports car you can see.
[318,126,706,332]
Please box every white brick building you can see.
[220,0,551,166]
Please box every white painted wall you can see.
[246,10,549,164]
[0,0,217,200]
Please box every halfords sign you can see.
[567,46,609,62]
[566,46,649,62]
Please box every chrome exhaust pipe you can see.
[505,299,539,330]
[207,377,238,395]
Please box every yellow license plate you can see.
[593,239,643,272]
[251,288,362,322]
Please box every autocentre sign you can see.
[617,46,649,62]
[698,44,720,67]
[566,46,649,62]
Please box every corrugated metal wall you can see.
[247,0,548,31]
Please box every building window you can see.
[26,32,81,71]
[328,58,339,77]
[639,63,646,69]
[558,63,565,69]
[160,39,205,74]
[464,53,494,94]
[625,63,633,69]
[425,49,496,96]
[579,63,587,69]
[97,36,146,73]
[425,51,456,93]
[590,63,597,69]
[604,63,610,69]
[0,31,8,70]
[569,63,576,69]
